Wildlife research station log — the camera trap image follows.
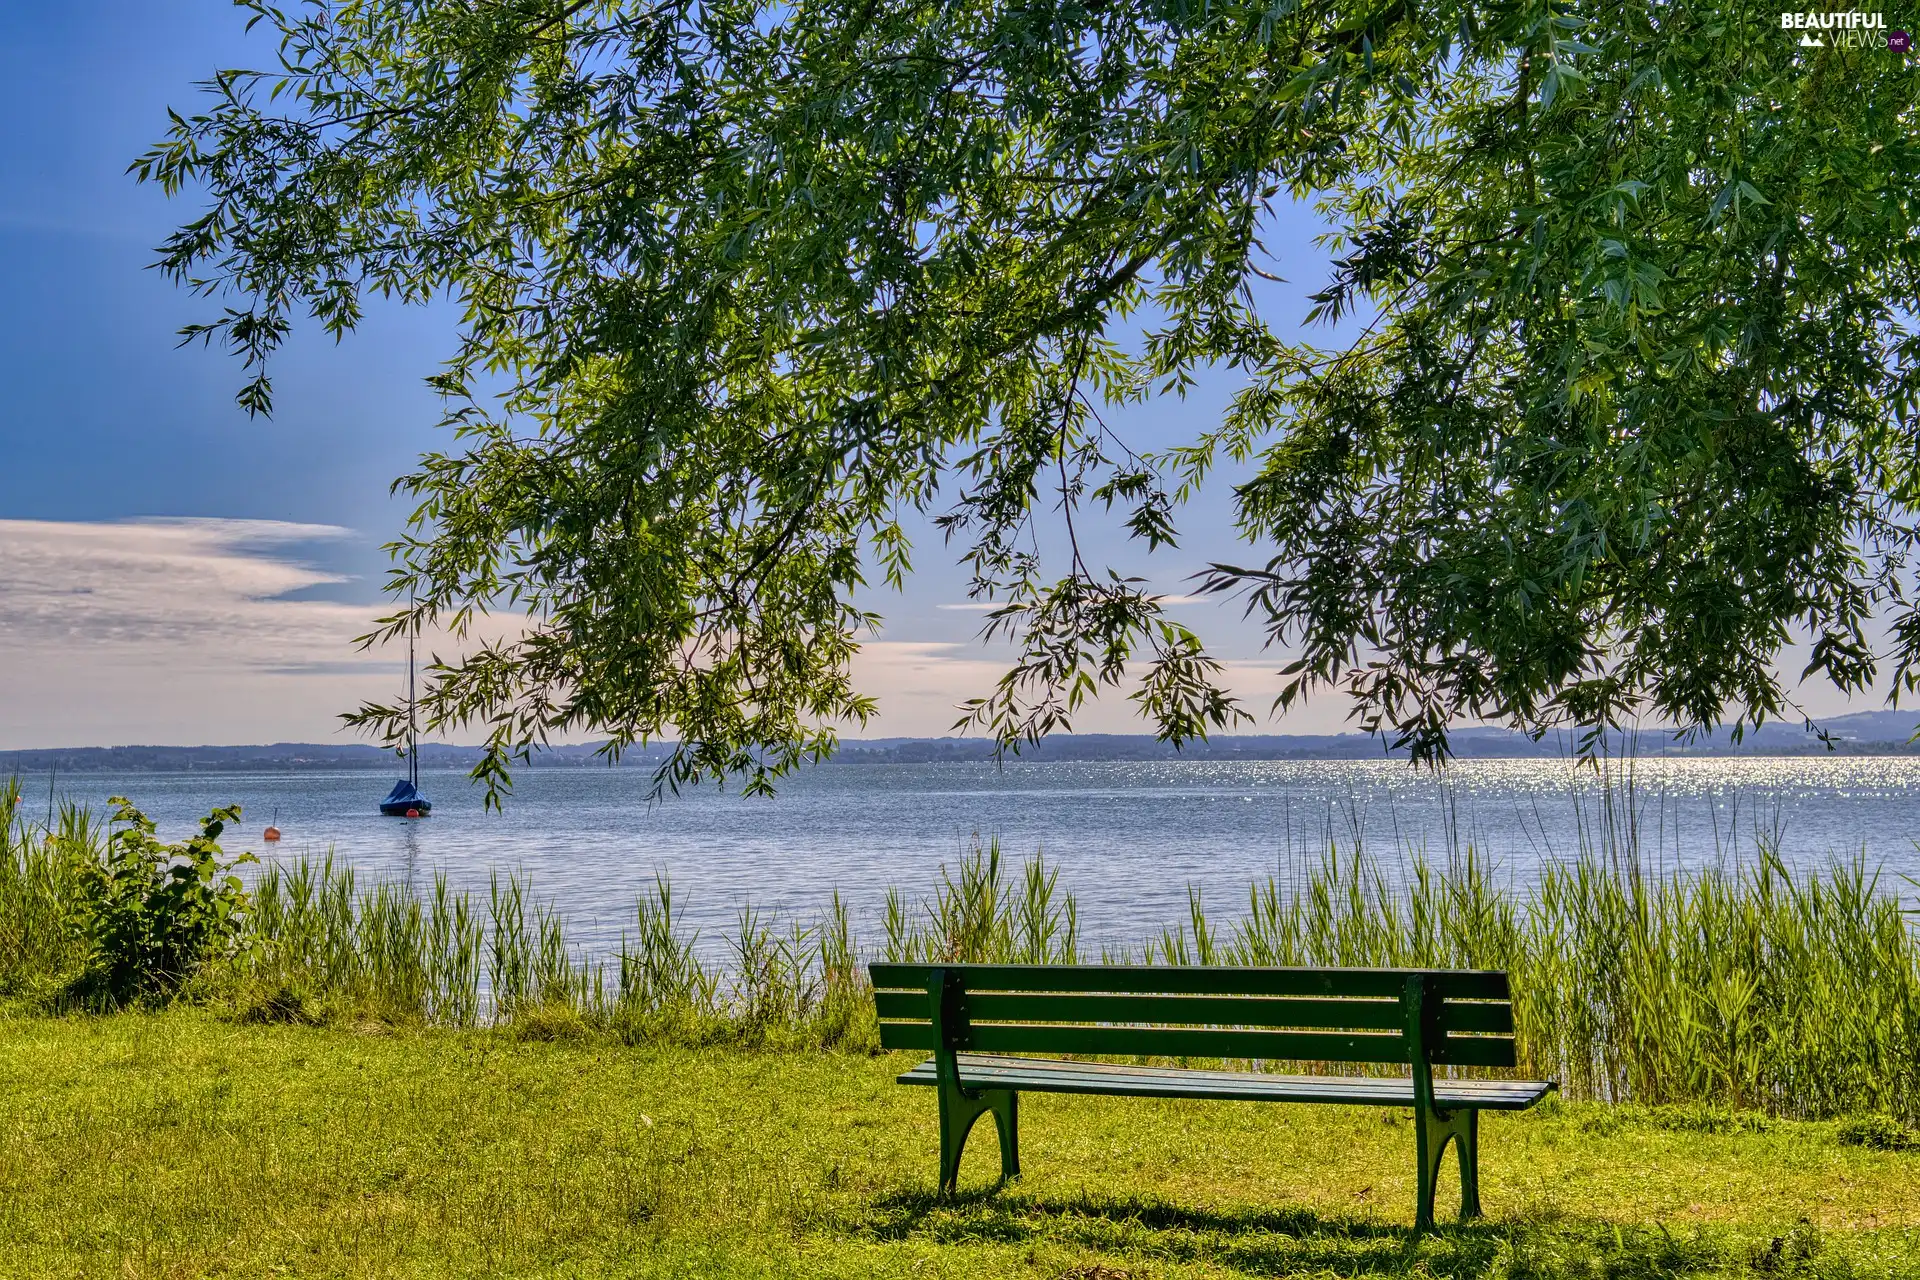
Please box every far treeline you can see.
[10,711,1920,773]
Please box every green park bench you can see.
[869,962,1556,1229]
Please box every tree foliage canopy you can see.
[139,0,1920,794]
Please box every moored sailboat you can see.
[380,630,431,817]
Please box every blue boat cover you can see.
[384,779,424,805]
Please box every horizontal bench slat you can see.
[868,962,1510,1002]
[895,1053,1555,1111]
[906,1059,1551,1113]
[874,989,1411,1031]
[877,1020,931,1052]
[911,1051,1550,1097]
[881,1020,1417,1063]
[874,990,1513,1036]
[1430,1035,1519,1068]
[1444,1002,1515,1035]
[878,1019,1518,1066]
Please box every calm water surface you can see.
[22,757,1920,958]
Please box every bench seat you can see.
[899,1052,1555,1110]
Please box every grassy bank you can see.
[1,1009,1917,1279]
[5,775,1920,1120]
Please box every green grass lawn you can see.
[1,1011,1915,1279]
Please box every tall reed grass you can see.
[0,780,97,1001]
[3,774,1917,1120]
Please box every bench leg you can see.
[996,1088,1021,1181]
[1414,1106,1480,1230]
[1456,1108,1481,1219]
[937,1082,1020,1195]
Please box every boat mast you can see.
[407,629,418,791]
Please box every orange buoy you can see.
[263,826,282,842]
[405,808,421,819]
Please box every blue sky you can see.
[0,3,1874,748]
[0,3,473,746]
[0,4,447,555]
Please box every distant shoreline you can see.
[6,714,1919,773]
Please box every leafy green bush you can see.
[60,798,254,1008]
[1834,1113,1917,1152]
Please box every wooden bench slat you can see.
[1444,1002,1515,1035]
[895,1054,1556,1110]
[877,1018,1519,1068]
[902,1058,1553,1109]
[883,1020,1417,1063]
[909,1052,1551,1097]
[874,989,1410,1031]
[869,962,1510,1002]
[878,989,1513,1036]
[1429,1035,1520,1068]
[917,1071,1546,1109]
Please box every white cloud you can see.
[845,643,1357,736]
[0,519,416,748]
[936,593,1211,611]
[847,641,1003,733]
[0,517,367,654]
[0,519,1359,748]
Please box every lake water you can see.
[19,757,1920,960]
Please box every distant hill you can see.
[5,710,1918,772]
[831,711,1920,763]
[0,742,623,774]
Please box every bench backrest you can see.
[869,962,1517,1069]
